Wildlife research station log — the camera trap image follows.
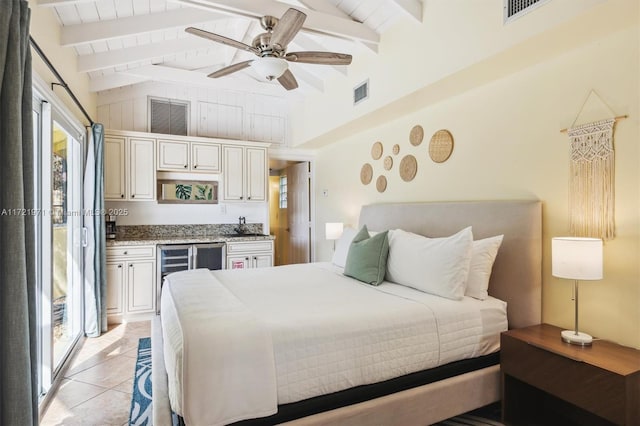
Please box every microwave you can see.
[157,180,218,204]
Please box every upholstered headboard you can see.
[358,200,542,329]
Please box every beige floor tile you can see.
[69,353,137,389]
[49,378,108,410]
[42,389,132,426]
[112,377,134,395]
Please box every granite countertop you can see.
[106,234,275,246]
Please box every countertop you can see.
[106,234,275,246]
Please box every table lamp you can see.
[551,237,603,346]
[325,223,344,250]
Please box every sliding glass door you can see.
[33,94,85,398]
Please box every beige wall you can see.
[29,1,96,125]
[313,27,640,348]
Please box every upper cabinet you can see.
[222,145,267,202]
[157,139,221,173]
[105,135,155,201]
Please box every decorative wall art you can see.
[409,125,424,146]
[429,130,454,163]
[360,124,455,191]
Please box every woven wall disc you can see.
[429,130,454,163]
[392,144,400,155]
[376,175,387,193]
[409,125,424,146]
[383,156,393,170]
[360,163,373,185]
[371,141,383,160]
[399,155,418,182]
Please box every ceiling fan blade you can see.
[208,60,253,78]
[277,69,298,91]
[186,27,258,54]
[285,51,352,65]
[270,8,306,50]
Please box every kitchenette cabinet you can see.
[222,145,267,202]
[157,139,221,173]
[104,135,156,201]
[106,245,156,322]
[226,240,274,269]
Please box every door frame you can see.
[269,148,316,262]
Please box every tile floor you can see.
[40,321,151,426]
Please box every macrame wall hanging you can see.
[561,90,627,241]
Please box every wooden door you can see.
[287,162,310,264]
[104,136,125,200]
[222,145,244,201]
[128,138,155,200]
[157,140,189,171]
[246,147,267,201]
[191,142,220,172]
[126,260,155,313]
[106,262,124,314]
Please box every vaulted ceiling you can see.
[39,0,423,95]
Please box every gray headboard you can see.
[358,200,542,329]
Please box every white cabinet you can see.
[158,139,221,173]
[104,134,156,201]
[106,245,156,322]
[222,145,267,202]
[226,240,274,269]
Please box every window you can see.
[149,97,189,135]
[279,175,287,209]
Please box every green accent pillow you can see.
[343,226,389,286]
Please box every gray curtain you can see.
[84,123,107,337]
[0,1,38,425]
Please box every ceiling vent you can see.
[504,0,550,23]
[149,97,189,136]
[354,80,369,106]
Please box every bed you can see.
[152,200,542,426]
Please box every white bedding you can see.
[161,262,507,425]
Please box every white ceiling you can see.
[39,0,423,95]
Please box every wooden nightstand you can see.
[501,324,640,426]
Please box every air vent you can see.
[149,97,189,136]
[504,0,550,23]
[354,80,369,105]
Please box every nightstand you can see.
[501,324,640,426]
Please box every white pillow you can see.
[331,227,358,268]
[465,235,504,300]
[385,227,474,300]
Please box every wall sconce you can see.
[552,237,603,346]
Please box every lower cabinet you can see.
[226,240,274,269]
[106,245,156,322]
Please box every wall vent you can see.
[354,80,369,105]
[504,0,550,23]
[149,97,189,136]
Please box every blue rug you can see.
[129,337,153,426]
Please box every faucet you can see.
[234,216,246,234]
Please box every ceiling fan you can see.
[185,8,353,90]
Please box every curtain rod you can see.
[29,36,95,126]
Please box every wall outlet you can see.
[220,204,227,214]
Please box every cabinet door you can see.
[127,260,155,313]
[222,145,245,201]
[252,253,273,268]
[104,136,126,200]
[158,140,189,171]
[106,262,124,314]
[128,138,156,200]
[245,147,267,202]
[191,143,220,172]
[227,255,250,270]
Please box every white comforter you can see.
[161,263,507,426]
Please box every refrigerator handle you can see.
[190,246,196,269]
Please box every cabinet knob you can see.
[118,264,122,268]
[129,264,133,267]
[194,165,198,169]
[131,194,135,198]
[240,196,243,200]
[121,194,124,198]
[123,251,128,255]
[247,196,251,200]
[184,164,187,168]
[245,257,249,261]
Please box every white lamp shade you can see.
[552,237,603,280]
[325,222,344,240]
[251,57,288,80]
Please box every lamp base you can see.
[561,329,593,346]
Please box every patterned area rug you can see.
[129,337,152,425]
[129,337,503,426]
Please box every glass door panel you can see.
[51,122,83,371]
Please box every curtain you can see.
[0,1,38,425]
[84,123,107,337]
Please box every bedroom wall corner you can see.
[313,26,640,349]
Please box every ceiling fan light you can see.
[251,57,288,81]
